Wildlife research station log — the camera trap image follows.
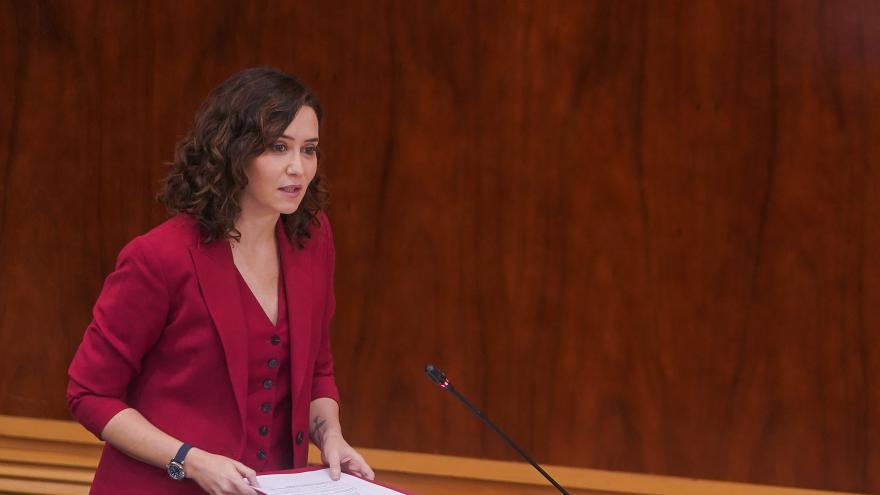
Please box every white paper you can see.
[255,468,405,495]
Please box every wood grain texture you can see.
[0,0,878,492]
[0,415,862,495]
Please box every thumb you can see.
[326,449,342,481]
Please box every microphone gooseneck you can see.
[423,364,571,495]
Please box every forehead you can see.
[281,106,319,138]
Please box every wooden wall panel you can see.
[0,1,878,493]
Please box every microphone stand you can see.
[425,364,570,495]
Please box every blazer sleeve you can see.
[67,235,170,438]
[311,213,341,403]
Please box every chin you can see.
[279,203,302,215]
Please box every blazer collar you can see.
[189,236,249,435]
[276,220,315,402]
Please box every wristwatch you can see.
[166,443,193,480]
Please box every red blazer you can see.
[67,213,340,494]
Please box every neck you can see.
[233,209,279,249]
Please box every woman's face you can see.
[240,106,320,218]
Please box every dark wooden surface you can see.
[0,1,878,492]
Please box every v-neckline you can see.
[234,266,282,327]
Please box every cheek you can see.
[305,160,319,182]
[245,158,269,185]
[243,170,266,197]
[246,156,284,191]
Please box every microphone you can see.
[423,364,570,495]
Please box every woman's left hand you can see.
[319,431,375,481]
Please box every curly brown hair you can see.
[160,67,328,247]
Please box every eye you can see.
[272,142,288,152]
[303,145,319,156]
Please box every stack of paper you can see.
[253,468,408,495]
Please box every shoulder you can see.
[314,211,334,245]
[285,211,334,253]
[278,212,335,273]
[310,212,335,264]
[119,214,201,267]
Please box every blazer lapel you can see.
[189,239,248,435]
[277,222,314,403]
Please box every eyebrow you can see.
[279,134,319,143]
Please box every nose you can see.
[286,152,304,176]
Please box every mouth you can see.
[279,185,303,195]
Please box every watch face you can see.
[167,461,186,480]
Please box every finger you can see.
[237,463,259,488]
[220,477,250,495]
[235,483,257,495]
[325,449,342,481]
[349,455,375,480]
[232,477,257,495]
[339,455,359,474]
[241,468,260,487]
[241,477,264,493]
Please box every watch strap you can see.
[173,443,193,464]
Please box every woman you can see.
[67,67,373,495]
